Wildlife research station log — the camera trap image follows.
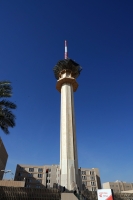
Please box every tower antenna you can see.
[64,40,68,59]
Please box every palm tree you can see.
[0,81,17,134]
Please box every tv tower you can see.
[53,41,82,191]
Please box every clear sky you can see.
[0,0,133,184]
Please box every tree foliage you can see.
[0,81,16,134]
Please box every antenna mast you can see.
[64,40,68,59]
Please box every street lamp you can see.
[1,170,11,180]
[11,173,14,180]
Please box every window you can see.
[28,173,33,177]
[49,180,50,183]
[38,168,43,173]
[82,181,87,186]
[18,173,22,176]
[90,176,95,180]
[26,178,31,183]
[29,168,34,172]
[19,167,24,171]
[26,184,30,188]
[82,171,86,175]
[36,185,40,188]
[82,176,86,180]
[92,187,96,191]
[38,174,43,178]
[91,182,95,186]
[37,179,42,184]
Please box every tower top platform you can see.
[53,58,82,80]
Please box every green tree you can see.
[0,81,17,134]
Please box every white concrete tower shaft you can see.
[60,81,79,190]
[53,41,82,191]
[56,71,79,191]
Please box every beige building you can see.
[0,137,8,180]
[14,164,60,189]
[103,181,133,193]
[14,164,101,191]
[80,168,101,191]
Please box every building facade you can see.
[103,181,133,193]
[14,164,60,189]
[14,164,101,191]
[0,138,8,180]
[80,168,101,191]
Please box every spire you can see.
[64,40,68,59]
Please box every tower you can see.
[53,41,82,191]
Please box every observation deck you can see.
[53,58,82,80]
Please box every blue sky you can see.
[0,0,133,184]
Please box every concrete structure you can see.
[0,137,8,180]
[103,181,133,193]
[14,164,60,188]
[53,41,82,191]
[0,180,25,187]
[80,168,101,191]
[15,164,101,192]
